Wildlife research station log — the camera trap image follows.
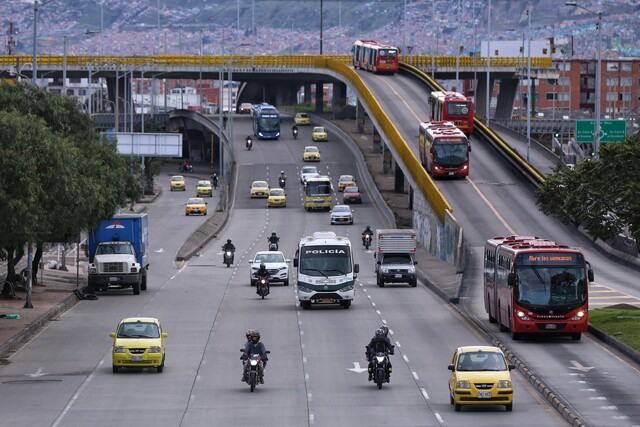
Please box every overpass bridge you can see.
[1,54,558,266]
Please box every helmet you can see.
[260,263,266,269]
[379,325,389,336]
[250,330,261,343]
[271,232,277,236]
[280,171,284,174]
[365,225,371,231]
[227,239,232,243]
[375,328,385,339]
[245,329,254,340]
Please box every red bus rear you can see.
[428,91,474,136]
[418,121,470,178]
[484,235,594,341]
[352,39,399,74]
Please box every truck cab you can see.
[374,229,418,287]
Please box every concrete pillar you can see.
[475,75,495,120]
[315,81,324,113]
[304,83,312,104]
[495,78,519,119]
[332,82,347,107]
[394,162,405,194]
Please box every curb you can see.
[0,292,79,360]
[588,324,640,365]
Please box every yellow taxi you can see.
[303,146,321,162]
[294,112,311,125]
[267,188,286,208]
[185,197,208,216]
[337,174,356,192]
[312,126,328,142]
[448,346,515,412]
[109,317,167,373]
[196,180,213,197]
[250,180,270,198]
[170,175,186,191]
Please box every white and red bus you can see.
[484,235,594,341]
[352,39,399,74]
[418,121,470,178]
[428,91,474,135]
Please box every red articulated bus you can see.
[428,91,474,136]
[418,121,470,178]
[484,235,594,341]
[352,39,399,74]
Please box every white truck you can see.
[374,229,417,287]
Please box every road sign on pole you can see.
[576,120,626,144]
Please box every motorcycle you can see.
[268,241,279,251]
[222,248,235,267]
[363,232,372,250]
[371,351,391,389]
[278,177,286,189]
[256,277,270,299]
[180,163,193,173]
[240,350,270,392]
[246,137,253,150]
[292,127,298,139]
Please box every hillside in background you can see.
[1,0,639,58]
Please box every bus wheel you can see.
[510,315,521,340]
[498,308,508,332]
[571,333,581,341]
[488,298,497,323]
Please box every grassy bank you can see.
[589,306,640,352]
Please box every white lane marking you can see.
[403,355,409,363]
[395,341,401,348]
[376,310,381,315]
[371,302,376,307]
[434,411,444,424]
[601,406,618,410]
[348,362,368,373]
[589,396,607,400]
[305,373,310,382]
[51,360,103,427]
[579,388,596,392]
[412,371,419,380]
[421,388,430,400]
[309,413,315,424]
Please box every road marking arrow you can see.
[154,248,164,253]
[347,362,367,373]
[27,367,48,377]
[569,360,594,373]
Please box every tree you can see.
[0,82,139,286]
[536,135,640,243]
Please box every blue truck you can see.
[87,213,149,295]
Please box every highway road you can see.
[0,118,566,426]
[358,70,640,426]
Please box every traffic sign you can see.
[575,120,626,143]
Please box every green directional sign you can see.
[575,120,627,143]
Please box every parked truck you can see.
[374,229,417,287]
[87,213,149,295]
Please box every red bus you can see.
[352,39,399,74]
[418,121,470,178]
[484,235,594,341]
[428,91,474,135]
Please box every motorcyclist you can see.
[246,134,253,148]
[212,173,219,190]
[366,327,394,382]
[256,263,271,288]
[278,171,287,182]
[292,124,298,138]
[268,232,280,250]
[362,225,373,245]
[222,239,235,264]
[241,330,269,383]
[182,160,192,172]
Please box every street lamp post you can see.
[526,5,532,163]
[566,1,602,159]
[63,30,100,96]
[32,0,56,86]
[485,0,491,125]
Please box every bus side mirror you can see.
[293,258,298,268]
[508,272,517,287]
[468,145,472,152]
[353,264,359,274]
[588,268,594,282]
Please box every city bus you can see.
[418,121,470,178]
[252,103,281,139]
[293,231,359,309]
[484,235,594,341]
[428,91,474,135]
[303,176,333,211]
[352,39,399,74]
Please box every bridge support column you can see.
[314,81,324,113]
[495,78,518,119]
[394,161,405,194]
[475,75,495,120]
[332,82,347,107]
[304,83,312,104]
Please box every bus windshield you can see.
[306,181,332,197]
[433,141,468,167]
[379,49,397,58]
[300,245,352,276]
[446,102,471,116]
[515,266,587,308]
[257,117,280,132]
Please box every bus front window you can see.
[516,267,586,307]
[433,143,468,167]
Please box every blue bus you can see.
[252,103,281,139]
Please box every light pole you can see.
[63,30,100,96]
[32,0,56,86]
[566,1,602,159]
[526,5,532,163]
[485,0,491,125]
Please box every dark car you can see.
[342,186,363,204]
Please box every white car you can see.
[330,205,354,225]
[299,166,320,184]
[249,251,290,286]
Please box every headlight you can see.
[407,267,415,273]
[497,380,512,388]
[381,268,389,274]
[516,310,530,321]
[456,380,471,389]
[148,346,162,353]
[89,266,97,274]
[131,267,138,273]
[571,310,586,321]
[297,286,312,293]
[250,359,258,366]
[341,284,354,292]
[113,346,126,353]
